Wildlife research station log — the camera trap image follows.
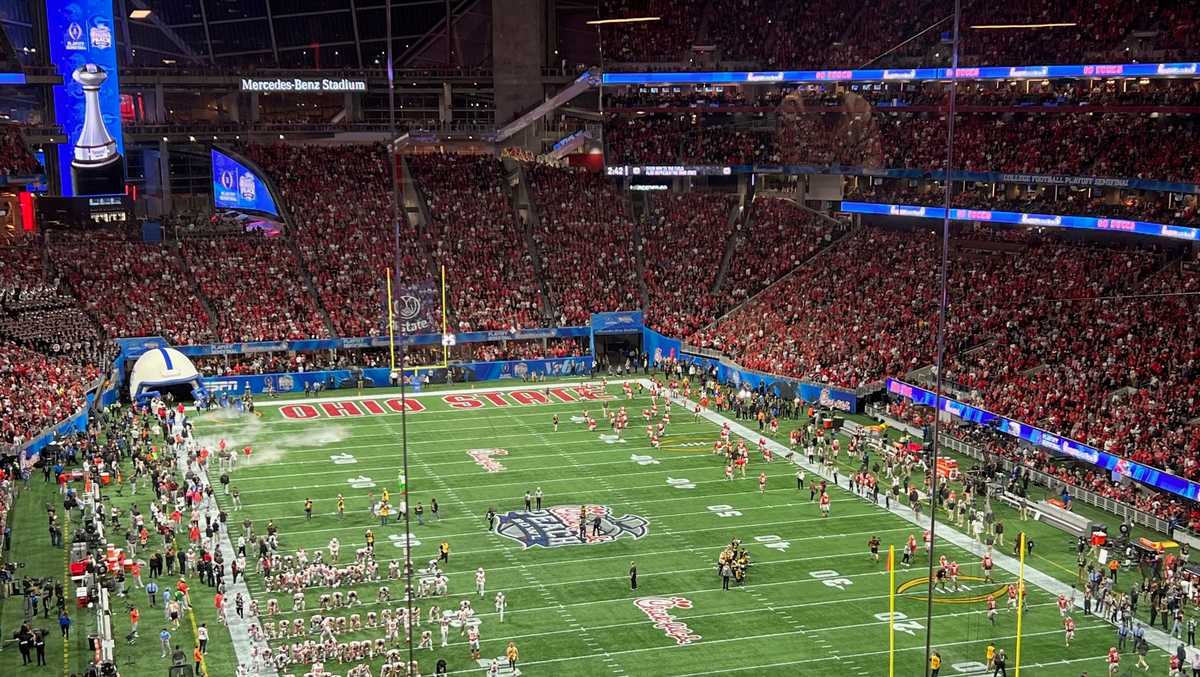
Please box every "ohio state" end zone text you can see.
[280,386,614,420]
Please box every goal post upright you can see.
[889,544,896,677]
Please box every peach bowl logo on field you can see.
[496,504,648,549]
[634,596,701,645]
[467,448,508,472]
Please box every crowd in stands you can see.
[606,111,1200,184]
[0,341,101,446]
[597,0,707,63]
[49,233,214,345]
[0,243,105,360]
[527,165,640,325]
[407,154,544,331]
[597,0,1200,67]
[472,338,586,362]
[248,143,412,338]
[693,224,1163,389]
[641,192,739,337]
[723,198,842,307]
[700,219,1200,493]
[605,114,779,165]
[0,243,108,448]
[607,80,1200,112]
[879,114,1200,184]
[0,123,40,177]
[181,235,329,342]
[694,228,947,386]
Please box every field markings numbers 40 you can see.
[872,611,923,636]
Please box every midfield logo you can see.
[495,505,648,549]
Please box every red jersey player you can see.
[1063,616,1075,646]
[819,492,831,517]
[1107,646,1120,675]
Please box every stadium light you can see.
[586,16,661,25]
[968,22,1076,29]
[129,9,151,19]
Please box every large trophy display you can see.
[70,63,124,195]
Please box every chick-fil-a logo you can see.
[634,597,702,646]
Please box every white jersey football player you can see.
[494,591,507,623]
[475,567,486,597]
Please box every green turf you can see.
[1,377,1181,676]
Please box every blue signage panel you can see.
[841,201,1200,243]
[211,148,280,215]
[591,311,645,334]
[45,0,125,196]
[603,62,1200,86]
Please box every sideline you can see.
[173,439,272,676]
[653,379,1183,661]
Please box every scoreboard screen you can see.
[211,148,279,216]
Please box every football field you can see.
[195,378,1164,676]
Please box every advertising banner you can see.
[842,201,1200,242]
[642,328,681,368]
[677,350,860,413]
[389,278,441,335]
[591,311,645,334]
[46,0,125,196]
[199,357,594,395]
[885,378,1200,501]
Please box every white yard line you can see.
[653,379,1184,663]
[440,621,1111,675]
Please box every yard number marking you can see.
[810,569,853,590]
[872,611,923,635]
[388,533,422,549]
[754,535,790,552]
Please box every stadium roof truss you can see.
[117,0,485,69]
